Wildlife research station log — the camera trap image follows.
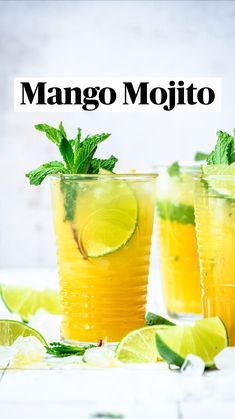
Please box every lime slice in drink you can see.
[202,163,235,198]
[0,319,47,346]
[0,285,60,321]
[116,325,171,363]
[75,178,138,257]
[156,317,228,368]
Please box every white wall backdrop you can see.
[0,0,235,268]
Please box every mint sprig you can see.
[90,155,118,174]
[157,201,195,225]
[167,161,180,177]
[207,130,235,165]
[26,122,116,184]
[194,152,209,162]
[26,122,118,224]
[46,341,96,357]
[26,161,69,185]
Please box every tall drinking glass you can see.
[156,166,202,319]
[194,174,235,345]
[51,173,157,344]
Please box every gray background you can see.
[0,0,235,268]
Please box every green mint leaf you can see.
[26,161,68,185]
[46,342,96,357]
[230,152,235,163]
[194,152,209,161]
[58,121,67,139]
[146,312,175,326]
[157,201,195,225]
[207,130,234,165]
[75,133,111,174]
[35,123,60,146]
[167,161,180,177]
[60,179,77,221]
[90,155,118,174]
[73,128,82,173]
[27,124,114,227]
[59,135,74,172]
[69,139,75,147]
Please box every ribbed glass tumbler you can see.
[51,173,157,345]
[194,174,235,345]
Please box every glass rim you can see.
[193,173,235,181]
[50,172,158,181]
[153,164,200,173]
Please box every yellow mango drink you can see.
[51,173,156,343]
[194,129,235,345]
[156,164,202,318]
[26,122,156,344]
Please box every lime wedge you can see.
[202,164,235,198]
[0,319,47,346]
[116,325,171,363]
[75,178,138,257]
[0,285,60,321]
[156,317,228,368]
[202,163,235,176]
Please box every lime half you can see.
[75,178,138,257]
[116,325,171,363]
[1,285,60,321]
[156,317,228,368]
[0,319,47,346]
[202,163,235,198]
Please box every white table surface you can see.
[0,269,235,419]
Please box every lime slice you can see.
[0,285,60,321]
[0,319,47,346]
[202,164,235,198]
[75,178,138,257]
[156,317,228,368]
[202,163,235,176]
[116,325,171,363]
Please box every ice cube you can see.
[214,347,235,370]
[83,346,122,368]
[29,308,61,341]
[10,335,46,368]
[180,354,205,376]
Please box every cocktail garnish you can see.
[167,161,180,177]
[206,130,235,165]
[26,122,118,254]
[26,122,117,184]
[194,151,209,161]
[46,341,96,357]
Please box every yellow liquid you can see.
[158,218,202,315]
[52,178,156,343]
[195,188,235,345]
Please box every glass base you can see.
[61,337,118,349]
[167,310,202,322]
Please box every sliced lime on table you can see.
[0,285,60,321]
[202,163,235,198]
[156,317,228,368]
[0,319,47,346]
[116,325,171,363]
[75,178,138,257]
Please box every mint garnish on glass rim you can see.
[206,130,235,165]
[26,122,118,221]
[167,161,180,177]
